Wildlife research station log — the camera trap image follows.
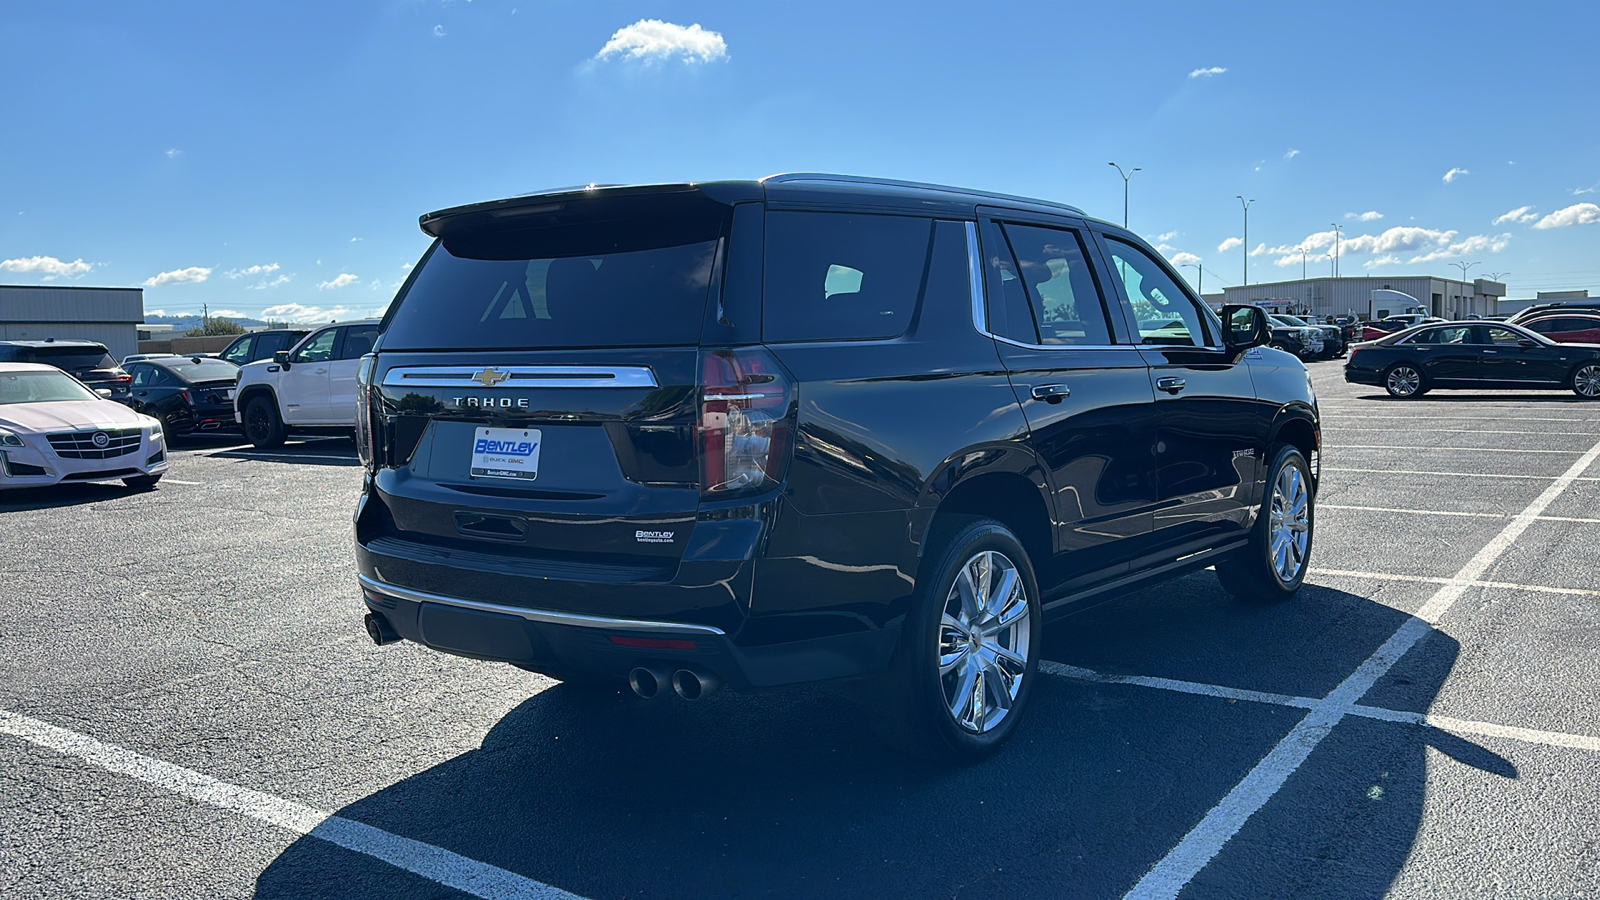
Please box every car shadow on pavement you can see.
[254,576,1510,900]
[0,481,153,510]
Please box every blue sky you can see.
[2,1,1597,322]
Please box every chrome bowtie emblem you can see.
[91,431,110,448]
[471,368,510,387]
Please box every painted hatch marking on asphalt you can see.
[0,710,587,900]
[1120,435,1600,900]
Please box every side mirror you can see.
[1222,304,1270,352]
[273,350,292,368]
[1517,338,1537,348]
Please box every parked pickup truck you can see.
[233,321,379,448]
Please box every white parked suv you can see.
[234,321,379,448]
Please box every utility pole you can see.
[1300,247,1308,280]
[1237,196,1254,285]
[1109,162,1140,228]
[1331,224,1342,278]
[201,303,209,330]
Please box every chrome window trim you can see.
[965,221,987,336]
[358,574,728,637]
[382,365,659,389]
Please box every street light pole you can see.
[1237,196,1254,285]
[1300,247,1307,280]
[1181,262,1204,294]
[1109,162,1140,228]
[1331,223,1342,278]
[1453,260,1480,316]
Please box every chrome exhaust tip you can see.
[628,666,667,699]
[671,668,722,700]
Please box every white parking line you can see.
[0,710,585,900]
[1319,505,1600,525]
[1323,429,1598,436]
[1318,414,1597,423]
[1043,664,1600,753]
[162,479,204,485]
[1122,436,1600,900]
[1323,467,1599,481]
[1309,568,1600,599]
[1335,445,1583,454]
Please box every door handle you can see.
[315,368,328,374]
[1481,350,1497,354]
[1030,383,1071,403]
[1156,376,1187,394]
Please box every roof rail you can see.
[761,173,1086,216]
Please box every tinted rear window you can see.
[763,212,933,342]
[383,217,722,351]
[16,347,116,370]
[161,359,240,381]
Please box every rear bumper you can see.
[357,573,900,690]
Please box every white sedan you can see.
[0,362,169,490]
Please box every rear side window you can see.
[762,212,932,342]
[383,216,722,351]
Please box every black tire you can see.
[123,474,162,491]
[243,395,287,448]
[873,516,1041,762]
[1216,445,1314,602]
[1570,362,1600,400]
[1383,363,1428,398]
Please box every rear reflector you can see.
[608,636,697,651]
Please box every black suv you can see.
[355,175,1320,759]
[217,328,311,367]
[0,340,131,400]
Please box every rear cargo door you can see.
[370,192,729,572]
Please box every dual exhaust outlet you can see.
[629,665,722,700]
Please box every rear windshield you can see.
[383,217,722,351]
[16,347,116,370]
[0,370,99,404]
[162,358,240,381]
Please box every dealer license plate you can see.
[469,427,542,481]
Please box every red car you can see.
[1518,314,1600,344]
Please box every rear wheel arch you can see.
[236,384,279,415]
[921,469,1052,578]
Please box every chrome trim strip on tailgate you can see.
[381,365,659,389]
[357,574,727,636]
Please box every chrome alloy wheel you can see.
[1386,365,1422,397]
[938,550,1030,734]
[1268,464,1311,584]
[1574,364,1600,398]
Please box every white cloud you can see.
[1571,179,1599,195]
[1261,225,1510,268]
[143,266,211,287]
[1491,206,1539,225]
[1217,237,1243,252]
[260,303,356,324]
[369,279,383,291]
[350,236,362,242]
[1364,255,1402,269]
[595,19,728,64]
[1442,167,1470,183]
[1284,149,1300,160]
[1188,66,1226,78]
[0,255,93,280]
[1346,211,1384,221]
[318,273,359,290]
[1533,202,1600,229]
[245,274,292,290]
[225,263,280,279]
[401,262,413,271]
[1155,230,1178,243]
[433,24,446,37]
[212,309,246,318]
[1168,251,1202,267]
[1249,242,1269,257]
[165,149,180,159]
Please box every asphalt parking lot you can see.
[3,361,1599,899]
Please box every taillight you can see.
[698,347,794,499]
[178,389,191,405]
[355,354,377,469]
[116,374,132,384]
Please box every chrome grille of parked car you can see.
[46,427,142,459]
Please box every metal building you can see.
[1212,276,1506,320]
[0,284,144,360]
